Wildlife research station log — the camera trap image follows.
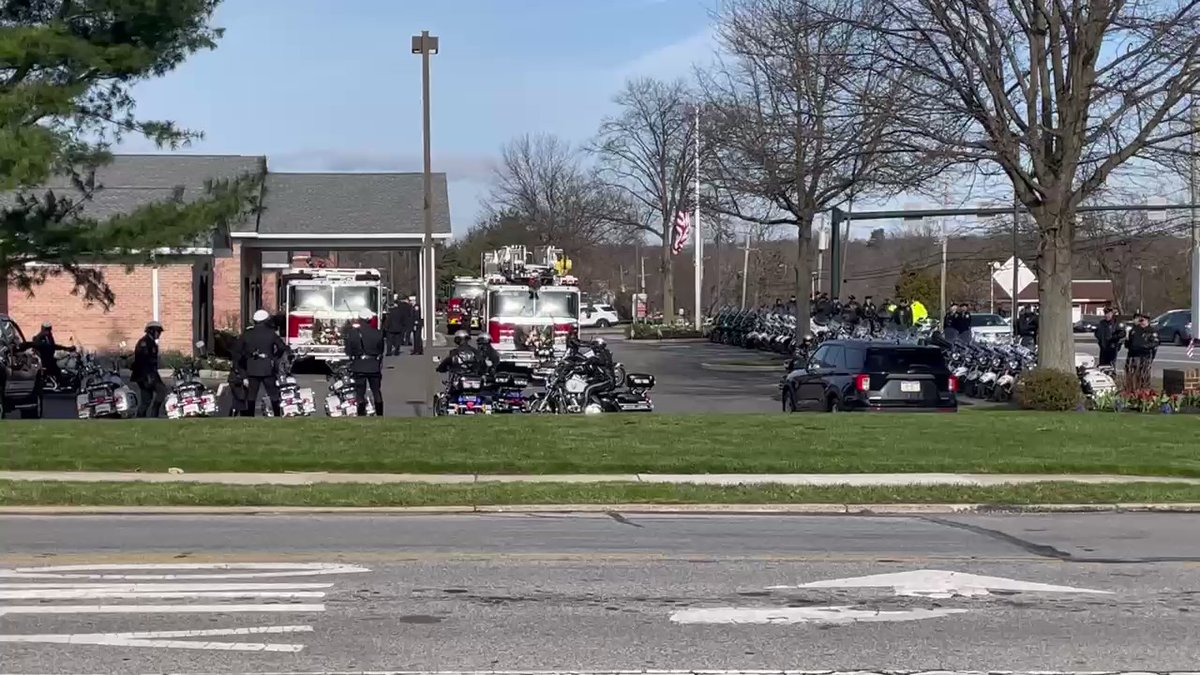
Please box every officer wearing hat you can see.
[237,309,289,416]
[345,308,385,416]
[132,321,167,417]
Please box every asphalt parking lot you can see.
[29,334,1197,420]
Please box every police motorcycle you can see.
[1075,352,1118,402]
[163,342,219,419]
[260,352,316,417]
[529,338,654,414]
[323,360,376,417]
[44,340,84,394]
[75,345,138,419]
[433,343,492,416]
[481,363,534,413]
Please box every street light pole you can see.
[412,29,439,414]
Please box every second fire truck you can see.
[481,245,580,369]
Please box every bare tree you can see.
[861,0,1200,370]
[592,77,698,320]
[699,0,934,338]
[485,134,624,253]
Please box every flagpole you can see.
[693,103,703,331]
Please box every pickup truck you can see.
[1,314,45,419]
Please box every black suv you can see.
[1,314,45,419]
[781,340,957,413]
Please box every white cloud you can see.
[611,26,717,85]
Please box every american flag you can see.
[670,210,691,255]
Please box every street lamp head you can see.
[411,32,439,55]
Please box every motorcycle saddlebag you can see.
[625,373,655,389]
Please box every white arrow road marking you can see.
[670,606,970,624]
[768,569,1113,598]
[0,562,368,581]
[0,603,326,616]
[0,590,326,600]
[0,625,313,652]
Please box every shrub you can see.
[628,323,705,340]
[1014,367,1083,411]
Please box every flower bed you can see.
[1093,389,1200,414]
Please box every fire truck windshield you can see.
[453,281,485,299]
[489,289,579,319]
[289,285,379,313]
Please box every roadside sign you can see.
[632,293,648,320]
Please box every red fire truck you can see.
[482,246,579,369]
[282,267,382,361]
[446,276,486,334]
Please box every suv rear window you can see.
[865,347,947,373]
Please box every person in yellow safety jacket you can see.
[911,300,929,326]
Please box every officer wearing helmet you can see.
[237,309,289,416]
[475,334,501,372]
[345,308,385,416]
[437,330,482,376]
[132,321,167,417]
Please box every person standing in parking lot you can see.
[943,303,961,343]
[132,321,167,418]
[409,296,424,355]
[1124,313,1159,392]
[951,304,973,344]
[1094,307,1123,368]
[384,297,407,356]
[1017,306,1038,347]
[238,310,288,417]
[345,308,385,416]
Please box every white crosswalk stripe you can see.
[0,562,367,652]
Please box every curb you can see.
[3,503,1200,516]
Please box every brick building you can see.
[1,155,453,354]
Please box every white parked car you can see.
[969,313,1013,343]
[580,304,621,328]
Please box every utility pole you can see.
[1190,93,1198,346]
[938,181,949,319]
[740,231,752,309]
[693,103,703,330]
[1011,197,1020,336]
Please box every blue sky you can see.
[120,0,718,235]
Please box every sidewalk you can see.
[3,471,1198,486]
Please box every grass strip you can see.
[3,412,1198,477]
[5,480,1200,507]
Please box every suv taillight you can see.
[948,375,958,393]
[855,374,870,392]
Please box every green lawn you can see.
[2,412,1197,476]
[4,480,1200,507]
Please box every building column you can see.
[239,247,263,327]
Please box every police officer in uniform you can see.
[345,308,385,416]
[238,309,288,417]
[132,321,167,417]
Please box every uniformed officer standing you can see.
[345,308,385,416]
[237,309,289,417]
[132,321,167,417]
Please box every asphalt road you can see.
[2,512,1199,673]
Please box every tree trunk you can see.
[794,216,813,341]
[1035,210,1076,373]
[660,237,675,321]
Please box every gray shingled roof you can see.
[16,154,266,222]
[256,173,452,236]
